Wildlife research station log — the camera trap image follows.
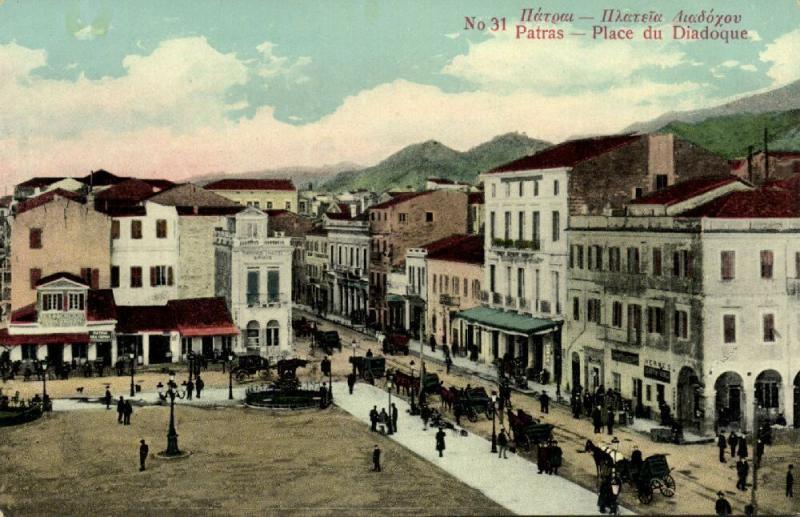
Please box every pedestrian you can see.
[117,396,125,423]
[597,476,614,514]
[497,428,509,459]
[139,439,149,471]
[347,372,356,395]
[454,403,462,427]
[123,399,133,425]
[736,458,749,491]
[104,388,112,410]
[186,379,194,401]
[369,406,378,432]
[728,431,738,458]
[435,427,446,457]
[195,376,204,399]
[319,383,328,409]
[539,391,550,414]
[550,440,563,475]
[717,432,727,463]
[738,434,748,459]
[592,406,602,434]
[445,354,452,375]
[391,403,398,434]
[365,348,373,358]
[787,464,794,497]
[756,438,764,463]
[537,441,550,474]
[606,409,614,435]
[715,491,732,516]
[372,445,381,472]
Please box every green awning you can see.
[453,306,561,335]
[386,294,405,303]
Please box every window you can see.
[472,280,480,299]
[628,304,642,345]
[634,187,643,199]
[553,180,559,196]
[266,320,280,346]
[150,266,174,287]
[518,181,524,197]
[432,274,437,294]
[425,212,434,223]
[111,220,120,239]
[721,251,735,280]
[29,228,42,249]
[156,219,168,239]
[613,373,621,393]
[652,248,662,276]
[267,202,273,209]
[588,245,603,271]
[267,270,280,302]
[247,270,260,305]
[763,314,776,342]
[30,268,41,289]
[399,213,407,223]
[552,211,560,242]
[647,307,665,335]
[674,310,688,339]
[612,301,623,328]
[577,245,584,269]
[573,297,580,321]
[518,212,525,241]
[655,174,668,190]
[533,181,539,196]
[517,268,525,298]
[110,266,119,288]
[285,202,291,210]
[760,250,774,279]
[795,252,800,278]
[587,299,601,323]
[491,183,496,198]
[68,292,85,310]
[646,384,652,402]
[756,373,780,409]
[463,277,468,297]
[627,247,640,274]
[504,212,511,240]
[130,267,142,288]
[42,293,63,311]
[723,314,736,343]
[489,265,496,292]
[453,276,460,294]
[673,250,692,278]
[505,182,510,197]
[608,247,621,272]
[489,211,496,240]
[246,321,260,348]
[131,220,142,239]
[532,211,540,245]
[22,344,37,360]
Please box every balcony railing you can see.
[492,238,541,251]
[407,285,421,296]
[246,293,289,308]
[440,294,461,306]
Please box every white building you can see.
[323,210,370,325]
[215,207,294,359]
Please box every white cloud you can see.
[255,41,311,84]
[740,64,758,72]
[444,32,460,39]
[721,60,739,68]
[749,30,762,42]
[760,28,800,86]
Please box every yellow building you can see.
[205,179,298,213]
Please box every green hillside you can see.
[662,109,800,159]
[320,133,550,193]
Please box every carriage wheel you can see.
[638,485,653,505]
[660,475,676,497]
[485,405,494,420]
[523,435,533,452]
[235,371,247,382]
[467,410,478,423]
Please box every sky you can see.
[1,0,800,191]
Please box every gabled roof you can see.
[16,177,66,189]
[425,234,484,265]
[88,290,117,321]
[679,188,800,218]
[205,178,296,191]
[630,176,745,206]
[370,191,426,210]
[167,297,238,336]
[16,189,85,215]
[148,183,242,209]
[95,178,163,205]
[78,169,127,187]
[488,134,640,173]
[36,272,88,287]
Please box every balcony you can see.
[407,285,421,296]
[492,238,541,251]
[245,293,289,308]
[440,294,461,306]
[504,295,516,307]
[492,292,502,305]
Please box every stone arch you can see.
[246,321,260,349]
[677,366,703,429]
[266,320,280,347]
[714,371,744,430]
[755,369,783,424]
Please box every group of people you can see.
[571,385,622,436]
[536,439,563,475]
[369,403,398,434]
[115,395,134,425]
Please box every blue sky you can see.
[1,0,799,187]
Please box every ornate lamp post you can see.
[409,360,418,415]
[228,353,234,400]
[187,351,195,382]
[386,373,394,435]
[129,352,135,397]
[490,391,498,453]
[41,358,48,399]
[164,373,181,456]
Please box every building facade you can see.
[303,228,329,312]
[206,179,298,213]
[324,211,370,325]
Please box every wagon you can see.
[454,387,493,422]
[636,454,675,505]
[314,331,342,354]
[507,408,553,450]
[383,333,410,355]
[349,356,386,381]
[231,354,272,382]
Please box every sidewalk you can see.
[51,386,249,412]
[332,380,631,516]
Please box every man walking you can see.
[429,335,436,354]
[195,376,204,399]
[606,408,614,435]
[497,428,509,459]
[372,445,381,472]
[539,391,550,414]
[347,372,356,395]
[435,427,446,457]
[736,458,749,491]
[787,464,794,497]
[738,434,748,459]
[123,399,133,425]
[445,354,452,375]
[728,431,738,458]
[139,439,149,471]
[369,406,378,432]
[391,403,398,434]
[718,432,727,463]
[117,396,125,423]
[715,491,732,516]
[592,406,602,434]
[186,379,194,401]
[104,388,112,410]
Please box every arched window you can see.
[246,321,260,348]
[266,320,280,347]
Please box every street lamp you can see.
[129,352,135,397]
[409,360,418,415]
[228,353,234,400]
[164,372,181,456]
[491,391,498,453]
[188,351,195,382]
[351,339,358,375]
[41,359,48,408]
[386,373,394,435]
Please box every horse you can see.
[585,439,615,484]
[393,370,414,396]
[439,386,458,411]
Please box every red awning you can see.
[178,325,239,337]
[0,331,90,346]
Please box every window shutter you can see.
[91,269,99,289]
[168,266,174,286]
[150,267,156,287]
[62,294,67,311]
[30,268,41,289]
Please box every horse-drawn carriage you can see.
[231,354,272,382]
[506,408,554,450]
[383,332,410,355]
[349,356,386,382]
[292,317,316,338]
[314,330,342,354]
[586,440,676,505]
[635,454,675,504]
[453,387,494,422]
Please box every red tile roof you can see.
[36,272,88,287]
[167,297,238,336]
[87,289,117,321]
[680,188,800,218]
[488,135,640,173]
[16,177,66,188]
[421,234,485,265]
[205,178,296,191]
[95,178,161,205]
[116,305,176,334]
[16,189,85,215]
[10,303,37,323]
[370,191,427,210]
[630,176,745,206]
[0,330,90,346]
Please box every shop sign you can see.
[644,365,671,383]
[611,349,639,366]
[90,330,113,342]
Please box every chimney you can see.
[747,146,753,183]
[764,127,770,181]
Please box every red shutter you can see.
[167,266,174,286]
[150,267,156,287]
[30,268,41,289]
[91,269,100,289]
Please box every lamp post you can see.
[409,360,417,415]
[129,352,135,397]
[351,339,357,375]
[491,391,498,453]
[164,373,181,456]
[188,351,195,382]
[228,354,234,400]
[41,358,48,406]
[386,373,394,435]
